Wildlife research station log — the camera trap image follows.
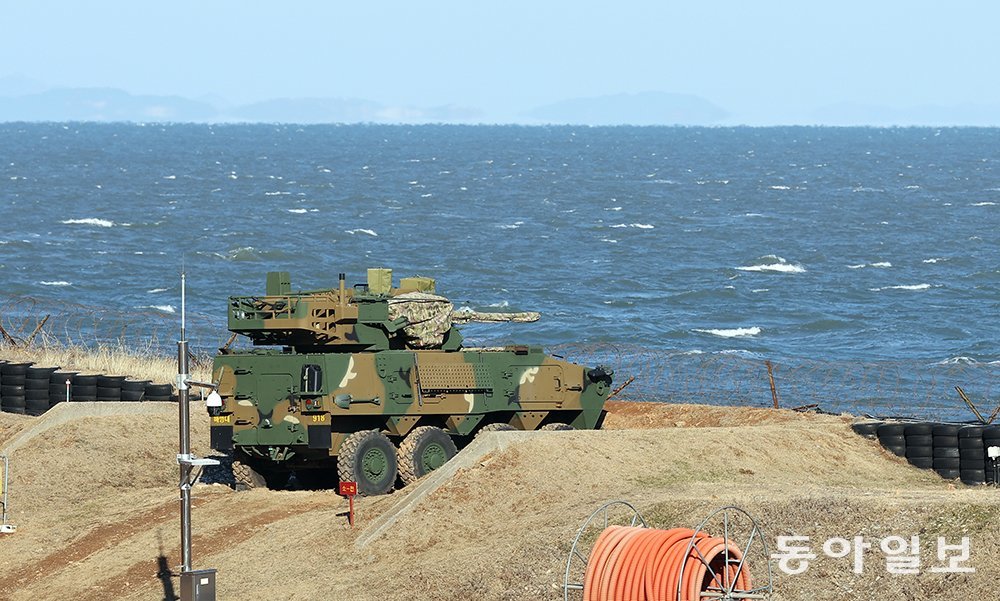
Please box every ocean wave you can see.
[737,256,805,274]
[971,202,996,207]
[769,185,791,190]
[287,208,308,214]
[499,221,524,230]
[936,356,977,365]
[601,238,618,243]
[693,326,761,338]
[922,258,945,264]
[61,218,114,227]
[345,229,378,236]
[609,223,655,229]
[147,288,168,293]
[140,305,176,313]
[39,281,71,286]
[869,284,933,292]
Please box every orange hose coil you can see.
[583,526,753,601]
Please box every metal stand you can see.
[1,455,15,533]
[562,500,647,600]
[177,272,219,601]
[677,506,774,601]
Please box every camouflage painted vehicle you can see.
[208,269,613,495]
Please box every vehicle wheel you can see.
[540,422,574,431]
[337,430,398,496]
[232,455,289,491]
[397,426,458,486]
[476,423,516,437]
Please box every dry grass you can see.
[0,341,211,384]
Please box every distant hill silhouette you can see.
[0,87,218,122]
[523,91,729,125]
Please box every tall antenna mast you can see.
[176,270,219,600]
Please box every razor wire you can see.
[1,293,996,422]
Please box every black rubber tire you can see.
[960,470,986,485]
[541,423,575,431]
[96,386,121,401]
[1,384,25,397]
[932,424,963,436]
[2,374,25,387]
[73,374,99,387]
[0,362,31,376]
[120,389,144,402]
[933,435,959,448]
[905,434,933,447]
[903,423,934,436]
[959,448,985,461]
[23,376,49,390]
[337,429,398,496]
[50,371,77,384]
[878,436,905,450]
[877,423,906,437]
[1,395,26,412]
[907,456,934,469]
[25,366,58,379]
[935,468,961,480]
[24,388,48,401]
[231,454,290,491]
[882,444,906,457]
[959,437,985,449]
[146,383,173,397]
[25,398,49,416]
[397,426,458,486]
[933,457,962,469]
[851,422,882,437]
[904,446,933,458]
[122,379,150,392]
[983,425,1000,439]
[72,385,98,401]
[933,447,960,459]
[97,375,126,388]
[959,426,985,438]
[145,395,173,402]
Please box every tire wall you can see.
[0,359,177,416]
[855,420,1000,486]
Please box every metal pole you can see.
[1,455,8,523]
[178,271,192,572]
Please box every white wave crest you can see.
[39,281,71,286]
[61,218,114,227]
[769,185,791,190]
[609,223,655,229]
[693,326,762,338]
[922,258,944,264]
[147,288,168,293]
[737,256,806,273]
[937,356,977,365]
[870,262,892,268]
[345,229,378,237]
[287,208,308,214]
[870,284,933,292]
[141,305,176,313]
[971,202,996,207]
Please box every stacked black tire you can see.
[855,420,1000,486]
[24,365,58,415]
[1,361,30,414]
[1,359,177,415]
[931,424,961,480]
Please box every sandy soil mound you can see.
[0,402,997,601]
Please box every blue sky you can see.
[3,1,999,123]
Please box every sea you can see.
[1,123,998,420]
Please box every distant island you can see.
[1,76,997,125]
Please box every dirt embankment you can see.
[0,402,997,601]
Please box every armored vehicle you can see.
[209,269,613,495]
